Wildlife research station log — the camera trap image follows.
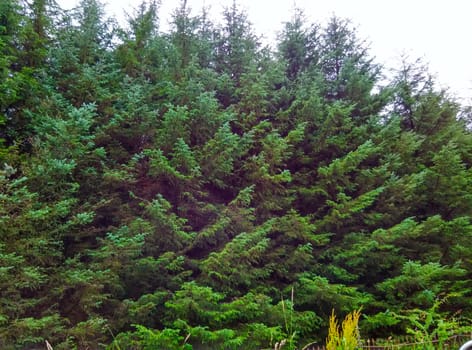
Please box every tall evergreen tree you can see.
[278,8,320,81]
[214,0,259,108]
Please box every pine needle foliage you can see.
[0,0,471,348]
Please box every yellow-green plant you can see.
[326,309,361,350]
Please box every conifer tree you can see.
[278,8,320,82]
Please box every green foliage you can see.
[392,298,472,350]
[120,324,192,350]
[377,261,466,309]
[113,285,321,350]
[199,121,251,189]
[278,8,319,81]
[0,1,471,348]
[216,1,259,86]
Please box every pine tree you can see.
[214,0,259,108]
[278,8,320,81]
[116,0,159,78]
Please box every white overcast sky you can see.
[58,0,472,101]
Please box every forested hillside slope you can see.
[1,0,471,348]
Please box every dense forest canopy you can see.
[1,0,471,348]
